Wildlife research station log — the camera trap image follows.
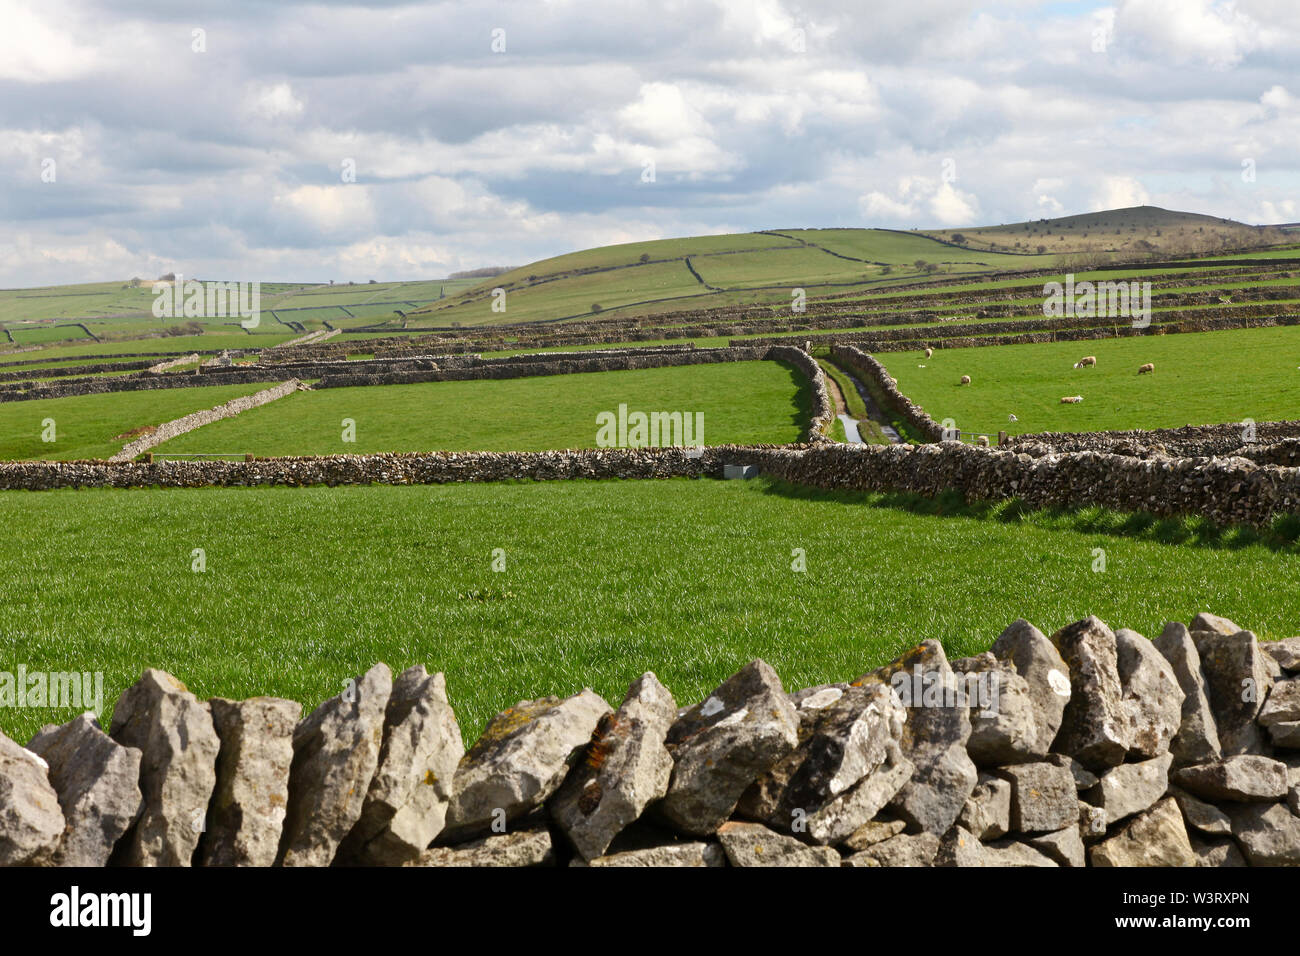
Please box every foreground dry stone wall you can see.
[2,613,1296,867]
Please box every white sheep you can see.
[960,375,971,385]
[1138,362,1154,375]
[1060,395,1083,404]
[924,347,934,359]
[976,435,989,447]
[1074,355,1097,368]
[1008,414,1018,422]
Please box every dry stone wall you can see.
[736,310,1300,354]
[3,613,1296,867]
[830,345,945,441]
[5,439,1300,528]
[110,379,305,461]
[1007,421,1300,460]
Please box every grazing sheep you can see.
[976,435,989,447]
[924,347,933,359]
[1008,413,1018,422]
[1060,395,1083,404]
[1138,362,1154,375]
[1074,355,1097,368]
[960,375,971,385]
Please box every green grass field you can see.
[154,360,811,456]
[2,477,1297,746]
[0,383,277,461]
[877,324,1300,437]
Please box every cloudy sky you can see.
[2,0,1298,286]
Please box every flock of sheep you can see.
[944,351,1154,405]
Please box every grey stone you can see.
[551,672,676,861]
[793,740,913,845]
[1192,628,1272,755]
[955,653,1042,766]
[1289,785,1299,816]
[997,761,1078,833]
[742,682,902,819]
[1046,753,1098,790]
[110,669,220,867]
[958,772,1011,840]
[840,818,907,851]
[1190,836,1247,867]
[0,732,64,866]
[858,640,977,834]
[937,827,1056,867]
[1226,801,1300,866]
[1269,721,1300,749]
[1079,801,1107,842]
[200,696,299,867]
[1173,755,1289,802]
[342,667,462,865]
[1189,613,1241,635]
[1152,621,1222,766]
[1115,628,1184,758]
[658,660,798,836]
[990,618,1070,754]
[1259,678,1300,726]
[716,821,840,867]
[586,841,726,867]
[410,826,554,867]
[1170,788,1233,836]
[1085,753,1173,825]
[277,663,392,867]
[844,831,940,867]
[1026,826,1086,867]
[1090,797,1196,867]
[1050,617,1129,770]
[739,681,904,842]
[445,687,609,841]
[1262,637,1300,672]
[27,714,142,867]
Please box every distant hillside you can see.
[921,206,1287,257]
[408,206,1294,328]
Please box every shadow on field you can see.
[776,358,817,435]
[750,476,1300,553]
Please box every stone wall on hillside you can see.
[735,310,1300,353]
[2,613,1296,867]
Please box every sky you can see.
[1,0,1297,286]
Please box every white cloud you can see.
[0,0,101,82]
[1092,175,1152,210]
[2,0,1299,284]
[246,82,305,121]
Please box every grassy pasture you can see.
[0,383,275,461]
[154,360,811,456]
[2,477,1298,745]
[877,325,1300,437]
